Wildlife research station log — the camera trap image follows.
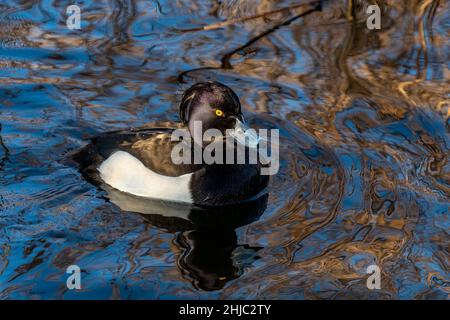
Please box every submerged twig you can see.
[221,2,321,69]
[179,0,322,32]
[178,0,322,82]
[347,0,355,22]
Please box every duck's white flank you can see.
[98,151,193,203]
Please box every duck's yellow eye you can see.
[215,109,224,117]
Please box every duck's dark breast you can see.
[190,163,269,206]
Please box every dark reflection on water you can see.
[99,185,268,291]
[0,0,449,299]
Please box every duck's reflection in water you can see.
[104,185,268,291]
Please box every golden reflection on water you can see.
[0,0,448,299]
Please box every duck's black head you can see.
[179,81,244,136]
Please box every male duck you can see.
[74,81,269,206]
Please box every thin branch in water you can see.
[178,0,322,32]
[347,0,355,22]
[177,66,219,83]
[221,2,322,69]
[177,1,322,81]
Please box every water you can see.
[0,0,449,299]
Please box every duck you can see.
[73,81,270,207]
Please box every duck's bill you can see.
[229,119,260,148]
